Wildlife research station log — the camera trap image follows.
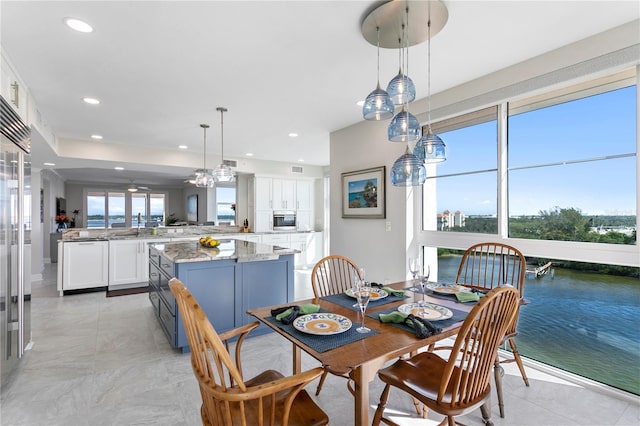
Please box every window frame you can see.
[83,187,168,229]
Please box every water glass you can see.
[355,287,371,333]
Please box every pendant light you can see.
[193,124,215,188]
[386,36,416,105]
[362,27,394,121]
[391,146,426,187]
[413,2,446,163]
[212,107,235,183]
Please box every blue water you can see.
[348,191,368,208]
[438,255,640,395]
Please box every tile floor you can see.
[0,264,638,425]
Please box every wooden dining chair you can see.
[455,242,529,418]
[310,254,362,396]
[372,286,521,426]
[169,278,329,426]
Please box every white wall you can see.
[329,20,640,283]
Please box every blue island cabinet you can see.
[148,244,294,352]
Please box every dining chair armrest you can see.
[223,367,325,402]
[218,321,261,376]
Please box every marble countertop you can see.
[149,239,298,263]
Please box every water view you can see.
[437,255,640,395]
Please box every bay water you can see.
[437,255,640,395]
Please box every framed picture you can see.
[342,166,386,219]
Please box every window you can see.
[216,186,236,225]
[85,189,167,228]
[508,81,637,244]
[424,106,498,234]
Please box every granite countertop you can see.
[150,239,298,263]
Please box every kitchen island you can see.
[148,239,297,351]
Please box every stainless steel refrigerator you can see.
[0,95,31,387]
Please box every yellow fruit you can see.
[199,237,206,244]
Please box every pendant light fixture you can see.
[414,3,446,163]
[193,124,215,188]
[386,37,416,105]
[362,26,394,121]
[212,107,235,183]
[390,146,426,187]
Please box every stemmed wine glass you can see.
[355,281,371,333]
[419,265,431,306]
[408,257,420,286]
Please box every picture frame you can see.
[342,166,386,219]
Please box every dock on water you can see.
[526,261,554,278]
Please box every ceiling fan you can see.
[127,180,150,192]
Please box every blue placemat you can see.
[265,311,378,353]
[407,285,483,304]
[367,305,468,337]
[321,291,410,312]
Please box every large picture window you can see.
[85,189,167,228]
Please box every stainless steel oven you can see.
[273,211,296,231]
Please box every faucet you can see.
[137,212,141,236]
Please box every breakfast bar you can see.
[148,239,297,351]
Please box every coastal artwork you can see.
[342,166,385,218]
[348,178,378,208]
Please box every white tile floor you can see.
[1,264,638,426]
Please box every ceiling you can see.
[1,1,638,187]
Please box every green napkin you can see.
[382,287,405,297]
[379,311,408,323]
[275,303,320,321]
[455,291,483,303]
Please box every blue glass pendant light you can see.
[212,107,236,183]
[414,128,446,163]
[388,106,421,143]
[386,31,415,105]
[391,147,426,187]
[363,27,394,121]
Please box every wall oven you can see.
[273,211,296,231]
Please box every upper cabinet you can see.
[249,176,315,232]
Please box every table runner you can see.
[321,291,409,312]
[367,305,468,336]
[265,310,378,353]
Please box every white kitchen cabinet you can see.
[295,180,313,210]
[254,210,272,233]
[234,233,261,243]
[272,179,296,210]
[61,241,109,291]
[260,233,291,247]
[109,239,151,288]
[296,210,313,232]
[254,177,273,210]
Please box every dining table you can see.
[247,280,475,426]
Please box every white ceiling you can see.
[1,1,638,186]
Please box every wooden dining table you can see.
[247,280,474,426]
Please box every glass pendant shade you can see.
[390,148,426,187]
[212,164,235,183]
[362,83,394,120]
[388,107,421,143]
[414,131,446,163]
[194,169,215,188]
[386,71,416,105]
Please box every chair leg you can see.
[508,337,530,386]
[494,355,505,418]
[372,384,391,426]
[315,370,329,396]
[480,400,494,426]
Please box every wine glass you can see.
[355,286,371,333]
[419,265,431,306]
[408,257,420,286]
[352,267,366,307]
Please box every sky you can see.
[433,85,637,217]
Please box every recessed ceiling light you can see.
[63,18,93,33]
[298,159,305,162]
[356,100,365,107]
[288,133,298,138]
[245,153,254,157]
[178,145,188,149]
[82,97,100,105]
[43,162,55,166]
[114,166,124,171]
[91,134,103,140]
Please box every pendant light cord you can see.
[376,26,381,87]
[427,1,433,133]
[216,107,227,164]
[200,123,209,170]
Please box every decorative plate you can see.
[345,287,388,301]
[293,313,352,335]
[397,303,453,321]
[426,283,472,295]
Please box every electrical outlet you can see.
[385,220,391,231]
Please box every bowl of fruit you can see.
[199,236,220,248]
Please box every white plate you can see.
[397,303,453,321]
[293,313,352,335]
[345,287,388,301]
[425,283,472,295]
